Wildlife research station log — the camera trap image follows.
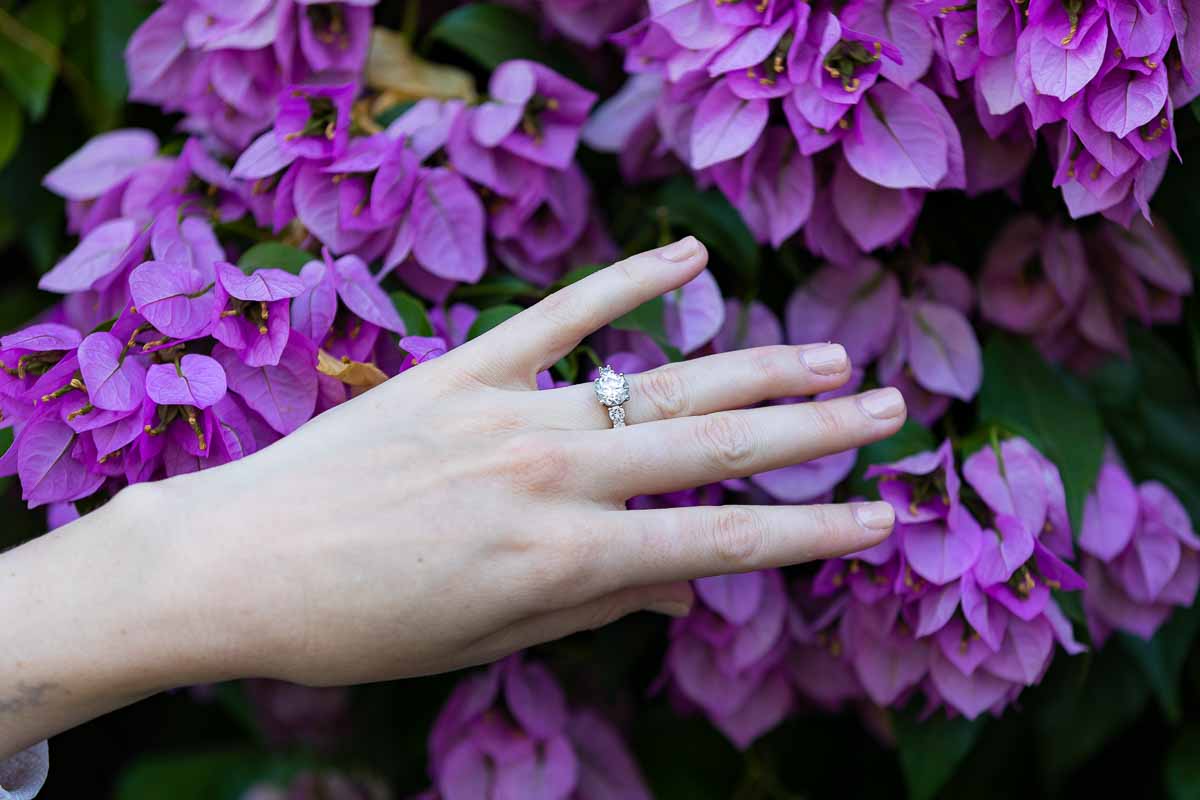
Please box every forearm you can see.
[0,482,248,759]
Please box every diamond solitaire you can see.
[593,365,631,427]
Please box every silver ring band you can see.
[594,364,631,429]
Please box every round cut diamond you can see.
[594,365,630,407]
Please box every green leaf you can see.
[979,333,1105,534]
[449,273,541,306]
[0,86,21,171]
[1119,599,1200,723]
[1166,725,1200,800]
[847,419,936,498]
[116,750,309,800]
[657,177,761,291]
[92,0,154,113]
[0,0,67,120]
[893,710,985,800]
[610,295,684,362]
[1035,646,1149,787]
[553,352,579,382]
[1088,327,1200,521]
[467,303,522,339]
[389,291,433,337]
[426,4,589,86]
[237,242,315,275]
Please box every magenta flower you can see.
[664,569,793,748]
[471,60,597,170]
[806,437,1086,719]
[426,654,651,799]
[275,76,358,161]
[1079,455,1200,643]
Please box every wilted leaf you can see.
[317,349,389,392]
[367,27,476,110]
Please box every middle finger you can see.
[581,386,907,499]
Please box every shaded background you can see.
[2,0,1200,797]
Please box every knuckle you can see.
[642,365,691,419]
[699,413,755,471]
[501,435,571,494]
[613,255,652,294]
[709,507,767,569]
[750,346,792,387]
[805,400,846,441]
[535,287,584,330]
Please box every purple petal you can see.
[39,218,139,294]
[216,261,305,301]
[842,83,948,189]
[232,130,297,179]
[129,261,220,340]
[566,710,651,800]
[145,354,227,409]
[292,258,339,345]
[831,158,923,251]
[1087,66,1168,138]
[664,268,725,354]
[1027,23,1108,101]
[44,129,159,200]
[504,659,568,739]
[695,571,764,625]
[78,332,146,412]
[690,82,769,169]
[215,336,317,435]
[412,169,487,283]
[18,417,104,507]
[904,299,982,400]
[494,734,578,800]
[1,323,81,353]
[929,647,1012,719]
[1079,460,1139,560]
[902,520,983,585]
[333,255,405,334]
[915,581,961,637]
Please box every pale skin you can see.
[0,237,907,761]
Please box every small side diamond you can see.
[609,406,626,428]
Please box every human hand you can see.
[161,236,906,686]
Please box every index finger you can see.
[457,237,708,386]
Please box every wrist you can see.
[116,472,278,686]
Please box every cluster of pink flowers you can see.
[584,0,1200,253]
[980,212,1194,371]
[417,655,652,799]
[642,437,1199,750]
[231,58,611,294]
[127,0,378,149]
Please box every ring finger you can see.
[532,342,853,429]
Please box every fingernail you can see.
[854,501,896,531]
[660,236,699,262]
[858,387,905,420]
[647,600,693,618]
[801,343,848,375]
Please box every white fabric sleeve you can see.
[0,742,48,800]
